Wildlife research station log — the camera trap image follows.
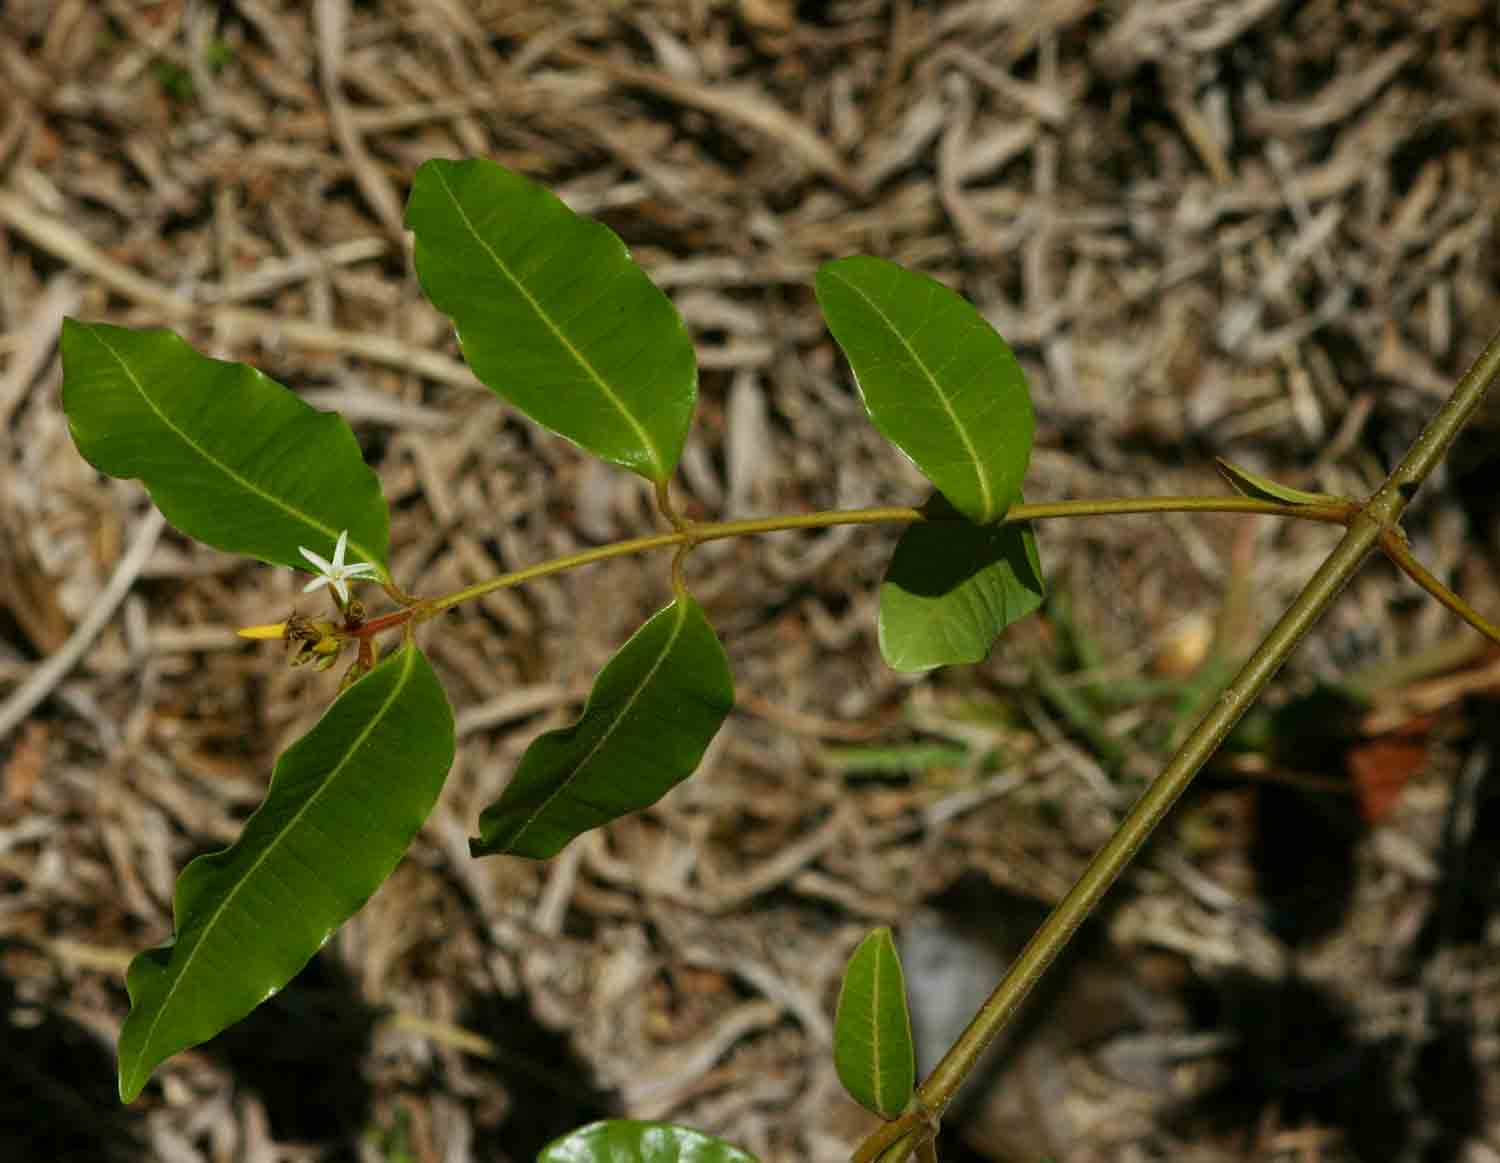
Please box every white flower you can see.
[298,530,379,604]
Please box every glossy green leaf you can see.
[407,158,697,483]
[1216,457,1342,507]
[61,319,389,580]
[539,1121,758,1163]
[118,644,454,1101]
[879,495,1045,672]
[834,928,915,1120]
[815,256,1033,524]
[471,596,733,860]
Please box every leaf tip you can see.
[117,1056,148,1104]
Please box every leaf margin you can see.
[1216,457,1342,507]
[877,496,1045,673]
[60,318,390,580]
[470,594,734,860]
[833,926,916,1120]
[815,255,1034,525]
[116,642,454,1101]
[406,157,698,484]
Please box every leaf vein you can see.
[828,271,994,520]
[128,648,417,1083]
[429,167,665,479]
[86,326,385,574]
[506,600,689,850]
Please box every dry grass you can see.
[3,2,1500,1161]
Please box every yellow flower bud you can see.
[237,622,289,640]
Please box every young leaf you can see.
[815,256,1034,524]
[61,320,389,579]
[834,928,916,1120]
[471,596,733,859]
[406,158,698,484]
[1216,457,1342,507]
[879,495,1045,672]
[539,1121,758,1163]
[117,644,454,1101]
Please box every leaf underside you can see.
[834,927,916,1120]
[61,319,390,579]
[539,1120,759,1163]
[471,595,734,860]
[407,158,698,484]
[117,645,454,1101]
[879,494,1045,672]
[815,256,1034,525]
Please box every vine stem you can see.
[851,324,1500,1163]
[345,496,1352,638]
[1378,527,1500,645]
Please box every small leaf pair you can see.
[816,257,1044,672]
[417,165,1048,673]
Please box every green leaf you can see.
[407,158,697,484]
[118,644,454,1101]
[539,1121,758,1163]
[1215,457,1342,506]
[815,256,1034,524]
[834,928,915,1120]
[61,320,389,580]
[878,495,1045,672]
[471,596,733,860]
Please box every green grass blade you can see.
[61,320,390,580]
[117,645,454,1101]
[407,158,698,484]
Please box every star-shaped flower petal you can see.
[298,530,379,604]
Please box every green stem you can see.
[1378,528,1500,646]
[402,496,1348,625]
[852,324,1500,1162]
[655,477,686,530]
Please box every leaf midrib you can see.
[86,324,386,576]
[429,166,666,480]
[827,269,994,521]
[125,647,417,1094]
[505,599,688,851]
[868,943,888,1112]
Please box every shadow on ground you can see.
[460,990,620,1161]
[203,951,377,1160]
[0,944,146,1163]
